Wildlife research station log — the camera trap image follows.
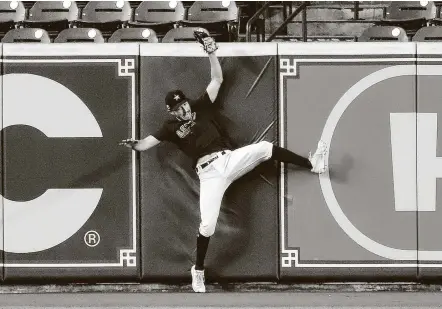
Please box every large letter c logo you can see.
[2,73,103,253]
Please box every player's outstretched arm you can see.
[119,135,161,151]
[194,30,223,103]
[206,52,223,103]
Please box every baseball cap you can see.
[165,90,187,112]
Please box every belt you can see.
[196,151,227,173]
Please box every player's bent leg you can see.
[225,140,274,181]
[199,219,217,238]
[198,177,229,240]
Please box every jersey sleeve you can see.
[190,91,215,112]
[151,123,175,142]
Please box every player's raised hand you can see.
[119,138,139,149]
[194,30,218,54]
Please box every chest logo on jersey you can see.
[176,120,196,138]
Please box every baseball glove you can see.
[194,30,218,54]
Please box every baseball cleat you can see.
[309,140,328,174]
[191,265,206,293]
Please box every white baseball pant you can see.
[196,141,273,237]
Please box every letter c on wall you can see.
[1,74,103,253]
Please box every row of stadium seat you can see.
[0,1,239,42]
[5,25,442,43]
[358,25,442,42]
[374,1,439,36]
[3,1,442,43]
[0,26,212,43]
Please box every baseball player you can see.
[120,31,327,293]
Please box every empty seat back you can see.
[54,27,104,42]
[162,27,209,42]
[28,1,79,21]
[134,1,184,23]
[413,25,442,41]
[2,28,50,42]
[187,1,238,21]
[358,26,409,42]
[81,1,131,23]
[0,1,25,22]
[385,1,436,20]
[108,28,158,42]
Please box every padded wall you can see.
[2,44,139,282]
[416,43,442,280]
[0,41,440,284]
[0,43,4,282]
[279,43,419,281]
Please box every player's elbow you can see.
[213,76,223,85]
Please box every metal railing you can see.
[266,2,310,42]
[245,1,390,42]
[246,1,310,42]
[245,1,272,42]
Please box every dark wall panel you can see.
[140,43,278,282]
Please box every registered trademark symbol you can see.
[84,230,100,247]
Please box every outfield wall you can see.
[0,42,440,283]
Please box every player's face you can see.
[171,102,192,120]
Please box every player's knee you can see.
[258,141,273,158]
[199,222,216,237]
[259,141,273,149]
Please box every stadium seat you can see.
[162,26,209,42]
[75,1,132,38]
[54,27,104,42]
[180,1,239,42]
[128,1,185,37]
[358,26,409,42]
[2,28,50,42]
[412,25,442,41]
[108,28,158,42]
[22,1,79,38]
[376,1,436,35]
[429,2,442,26]
[0,1,25,37]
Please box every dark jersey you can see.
[152,92,231,166]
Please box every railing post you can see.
[354,1,359,20]
[302,5,307,42]
[261,15,265,42]
[282,1,288,35]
